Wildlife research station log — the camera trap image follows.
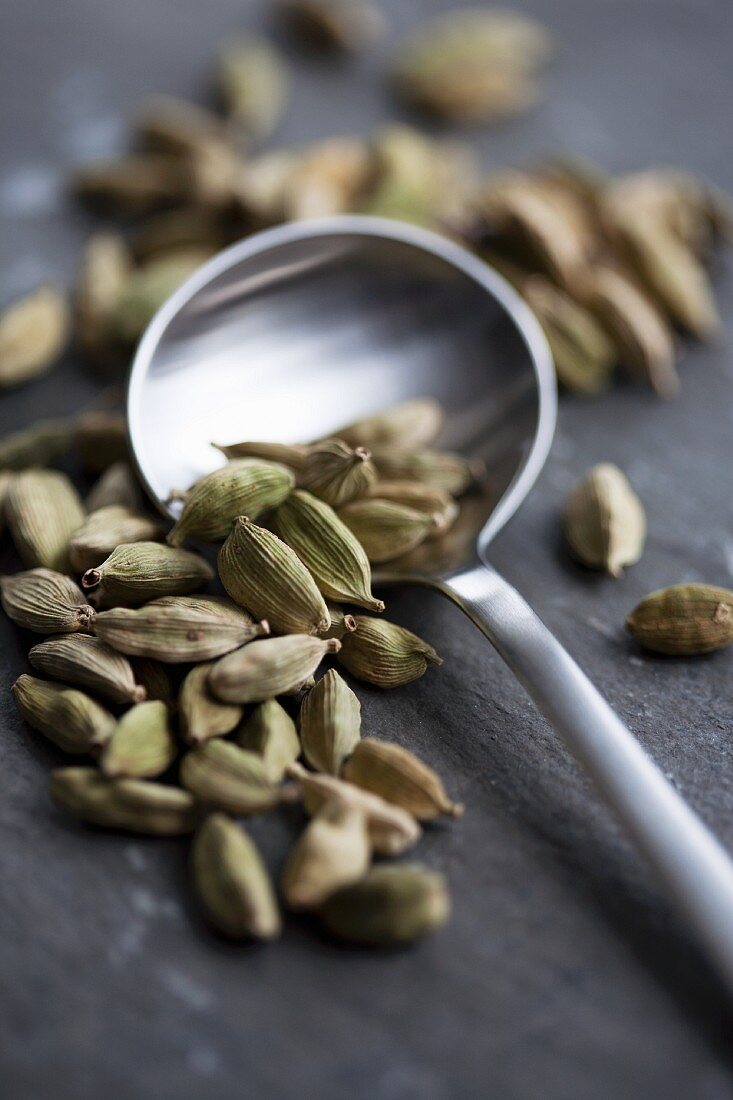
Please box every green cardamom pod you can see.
[12,673,115,753]
[29,634,145,705]
[74,411,129,473]
[236,698,300,780]
[273,490,384,612]
[318,863,450,945]
[370,446,484,496]
[72,154,184,215]
[192,813,281,939]
[82,541,213,607]
[323,602,357,639]
[217,37,289,139]
[75,232,132,358]
[0,418,74,471]
[338,498,437,563]
[179,662,243,745]
[86,462,141,513]
[180,740,281,814]
[0,286,70,388]
[626,583,733,655]
[209,635,341,704]
[1,568,95,634]
[100,700,178,779]
[564,463,646,576]
[134,94,231,157]
[213,439,309,469]
[218,516,329,635]
[51,767,197,835]
[6,469,85,572]
[342,738,462,820]
[337,616,441,687]
[364,479,459,538]
[281,800,370,910]
[69,505,165,572]
[298,669,361,774]
[298,439,377,507]
[522,277,616,395]
[327,397,443,451]
[130,657,175,708]
[112,251,211,344]
[281,0,386,52]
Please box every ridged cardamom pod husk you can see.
[69,505,165,572]
[218,516,329,635]
[217,36,289,139]
[6,469,85,572]
[86,462,142,513]
[298,669,361,774]
[209,634,341,704]
[323,602,357,639]
[12,673,115,753]
[29,634,145,705]
[522,277,616,395]
[0,418,74,471]
[74,411,129,473]
[298,439,376,507]
[328,397,443,451]
[287,762,421,856]
[342,738,462,820]
[180,740,281,814]
[281,0,386,52]
[100,700,178,779]
[94,595,269,662]
[213,439,309,468]
[179,662,244,745]
[237,699,300,780]
[337,616,442,687]
[564,463,646,577]
[167,459,295,546]
[51,767,197,835]
[338,498,437,563]
[1,568,95,633]
[369,446,484,496]
[192,813,281,940]
[82,541,213,607]
[318,863,450,945]
[75,232,132,357]
[130,657,175,708]
[281,800,370,909]
[0,286,70,387]
[626,584,733,655]
[273,490,384,612]
[363,479,459,539]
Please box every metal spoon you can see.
[128,215,733,987]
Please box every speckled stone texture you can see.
[1,2,732,1098]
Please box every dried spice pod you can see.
[130,657,175,708]
[167,459,294,546]
[237,699,300,780]
[75,232,132,358]
[218,516,329,636]
[51,767,197,835]
[323,602,357,640]
[134,94,232,157]
[0,418,74,471]
[179,662,243,745]
[213,439,309,469]
[363,479,458,538]
[130,206,229,262]
[284,138,372,220]
[564,463,646,576]
[337,616,441,687]
[100,700,178,779]
[209,635,341,704]
[0,568,95,634]
[626,584,733,655]
[12,674,115,754]
[180,740,281,814]
[69,506,165,572]
[82,542,213,607]
[273,490,384,612]
[217,37,289,139]
[298,439,377,507]
[281,0,386,52]
[318,863,449,946]
[74,411,129,473]
[298,669,361,774]
[522,277,616,395]
[111,250,211,344]
[192,814,281,940]
[328,397,443,451]
[0,286,70,388]
[86,462,142,513]
[72,155,185,214]
[6,469,85,572]
[29,634,145,705]
[370,446,484,496]
[342,738,462,820]
[281,800,370,909]
[94,595,269,662]
[234,149,298,226]
[338,498,437,563]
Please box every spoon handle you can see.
[443,563,733,990]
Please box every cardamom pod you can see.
[213,439,309,469]
[74,411,129,473]
[75,232,132,357]
[235,149,298,226]
[363,479,459,539]
[217,37,289,139]
[111,250,212,344]
[323,602,357,639]
[69,506,165,572]
[0,286,70,387]
[72,154,184,215]
[51,767,197,835]
[5,469,85,572]
[209,635,341,704]
[94,595,269,662]
[237,699,300,780]
[179,662,243,745]
[370,446,484,496]
[281,800,370,909]
[522,277,616,395]
[298,439,376,507]
[100,700,178,779]
[626,584,733,655]
[281,0,386,52]
[1,568,95,633]
[86,462,141,513]
[338,498,437,563]
[82,541,213,607]
[180,740,281,814]
[134,94,231,157]
[130,657,175,708]
[298,669,360,774]
[342,738,462,820]
[29,634,145,705]
[274,490,384,612]
[0,418,74,471]
[218,516,329,635]
[337,616,441,687]
[12,674,115,753]
[130,205,228,262]
[328,397,443,451]
[167,459,295,546]
[318,863,449,945]
[192,813,281,939]
[564,463,646,576]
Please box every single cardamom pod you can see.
[74,411,129,473]
[287,762,421,855]
[0,286,70,387]
[6,469,85,572]
[86,462,141,513]
[274,490,384,612]
[235,148,298,225]
[281,800,370,910]
[298,439,377,507]
[130,657,175,708]
[51,767,197,835]
[342,738,462,820]
[0,418,74,471]
[1,568,95,634]
[363,479,459,539]
[179,662,243,745]
[327,397,443,451]
[522,277,616,395]
[209,635,341,704]
[318,863,449,945]
[237,699,300,780]
[337,616,442,687]
[94,595,269,662]
[180,740,281,814]
[29,634,145,705]
[338,498,437,563]
[626,584,733,655]
[100,700,178,779]
[218,516,329,636]
[323,602,357,639]
[72,154,184,213]
[217,37,289,139]
[131,205,228,262]
[192,814,281,940]
[281,0,386,52]
[82,542,213,607]
[12,674,115,753]
[213,439,309,469]
[111,251,212,344]
[369,446,485,496]
[69,506,165,572]
[167,459,295,546]
[134,94,231,157]
[564,463,646,577]
[75,232,132,357]
[298,669,361,774]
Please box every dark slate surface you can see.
[1,1,732,1097]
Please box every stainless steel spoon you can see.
[128,215,733,987]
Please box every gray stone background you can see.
[1,1,732,1097]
